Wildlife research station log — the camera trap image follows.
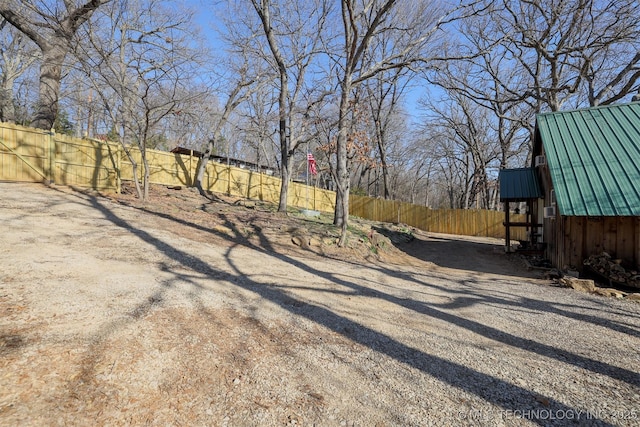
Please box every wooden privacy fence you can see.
[0,122,335,212]
[0,122,120,190]
[0,122,524,240]
[119,147,336,212]
[350,194,527,240]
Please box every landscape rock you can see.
[593,288,627,299]
[626,293,640,302]
[558,276,596,293]
[543,268,562,280]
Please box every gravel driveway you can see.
[1,182,639,426]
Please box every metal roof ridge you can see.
[536,100,640,117]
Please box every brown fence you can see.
[0,122,523,239]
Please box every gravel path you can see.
[1,182,639,426]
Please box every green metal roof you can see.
[499,168,543,201]
[536,102,640,216]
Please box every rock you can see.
[235,199,256,209]
[626,293,640,302]
[309,237,321,247]
[558,277,595,293]
[291,235,310,248]
[370,232,385,247]
[593,288,627,299]
[583,252,640,289]
[543,269,562,280]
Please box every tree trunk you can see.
[128,154,143,199]
[278,154,291,212]
[120,121,143,200]
[31,43,67,130]
[0,79,16,123]
[378,144,391,199]
[276,73,289,212]
[142,147,150,201]
[334,81,351,245]
[195,139,214,196]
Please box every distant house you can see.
[501,102,640,272]
[170,147,275,176]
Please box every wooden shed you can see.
[531,102,640,272]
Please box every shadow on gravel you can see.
[58,186,634,426]
[394,233,527,277]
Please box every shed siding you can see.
[556,216,640,270]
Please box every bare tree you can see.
[363,66,411,199]
[477,0,640,112]
[0,0,111,130]
[76,0,203,200]
[0,19,39,123]
[190,3,279,197]
[425,59,531,210]
[193,70,265,197]
[425,89,501,209]
[237,87,279,172]
[330,0,477,245]
[419,0,640,206]
[245,0,333,212]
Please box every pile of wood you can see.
[583,252,640,289]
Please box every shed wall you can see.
[552,216,640,271]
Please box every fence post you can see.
[116,143,122,193]
[189,150,193,187]
[47,129,56,184]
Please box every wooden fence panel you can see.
[201,163,227,194]
[260,174,282,204]
[349,194,526,240]
[316,187,336,213]
[0,123,50,182]
[229,167,250,198]
[246,170,262,201]
[53,135,119,191]
[147,150,190,187]
[1,124,525,240]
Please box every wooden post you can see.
[189,150,193,187]
[505,201,511,252]
[47,129,56,184]
[527,199,532,245]
[116,143,122,194]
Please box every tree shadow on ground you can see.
[52,186,637,426]
[390,231,531,278]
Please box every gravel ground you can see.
[0,182,639,426]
